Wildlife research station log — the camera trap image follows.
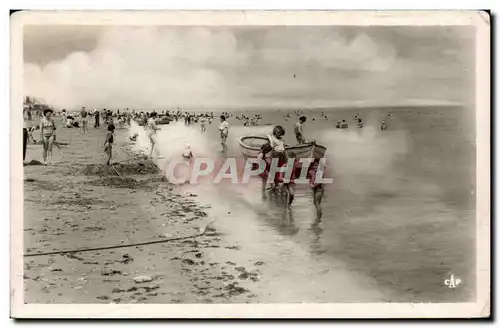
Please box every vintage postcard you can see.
[10,10,490,318]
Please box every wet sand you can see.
[23,122,272,303]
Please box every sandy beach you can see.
[23,121,270,304]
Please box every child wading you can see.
[104,124,115,165]
[267,125,287,192]
[255,143,273,199]
[308,158,325,219]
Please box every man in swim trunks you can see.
[94,108,100,128]
[218,115,229,152]
[80,107,88,134]
[104,124,115,165]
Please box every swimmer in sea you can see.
[381,120,388,130]
[356,118,363,128]
[341,120,348,129]
[129,132,139,141]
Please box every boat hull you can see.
[239,136,327,159]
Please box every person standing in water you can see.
[40,108,56,165]
[255,143,272,199]
[146,113,159,158]
[218,115,229,153]
[80,107,88,134]
[294,116,307,144]
[104,124,115,165]
[94,109,100,128]
[308,158,325,219]
[283,151,302,209]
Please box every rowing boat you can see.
[239,136,327,159]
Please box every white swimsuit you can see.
[147,118,157,138]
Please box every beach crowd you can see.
[23,99,392,218]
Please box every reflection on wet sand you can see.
[309,215,325,255]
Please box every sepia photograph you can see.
[10,10,490,318]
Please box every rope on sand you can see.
[24,219,216,258]
[111,164,121,177]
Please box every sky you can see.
[23,25,475,110]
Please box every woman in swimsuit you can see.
[146,113,159,158]
[40,108,56,165]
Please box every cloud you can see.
[259,29,397,72]
[24,27,250,109]
[23,26,473,110]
